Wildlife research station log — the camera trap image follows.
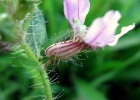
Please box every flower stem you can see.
[20,40,53,100]
[44,57,54,69]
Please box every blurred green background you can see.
[1,0,140,100]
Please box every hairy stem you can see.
[39,64,53,100]
[44,58,54,69]
[20,40,53,100]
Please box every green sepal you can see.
[13,0,34,21]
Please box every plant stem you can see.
[20,40,38,62]
[44,58,54,69]
[39,64,53,100]
[20,40,53,100]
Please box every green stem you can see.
[39,65,53,100]
[20,40,53,100]
[20,40,38,62]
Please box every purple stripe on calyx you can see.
[45,40,85,59]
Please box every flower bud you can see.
[45,40,85,59]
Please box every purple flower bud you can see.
[45,40,86,59]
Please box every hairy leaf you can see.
[26,7,47,58]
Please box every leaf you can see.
[12,56,38,68]
[0,13,16,42]
[120,0,140,25]
[91,50,140,87]
[0,54,12,68]
[26,6,47,58]
[11,44,38,68]
[74,78,108,100]
[116,66,140,81]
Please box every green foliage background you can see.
[0,0,140,100]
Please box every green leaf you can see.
[0,53,12,68]
[26,6,47,58]
[117,66,140,81]
[0,13,16,42]
[91,50,140,87]
[12,56,38,68]
[74,78,108,100]
[11,44,38,68]
[120,0,140,25]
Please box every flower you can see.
[64,0,135,50]
[45,0,135,59]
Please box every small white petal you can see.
[108,23,135,46]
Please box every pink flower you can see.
[64,0,135,50]
[45,0,135,59]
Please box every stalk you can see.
[20,40,53,100]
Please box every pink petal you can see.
[64,0,90,27]
[108,23,135,46]
[83,10,121,48]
